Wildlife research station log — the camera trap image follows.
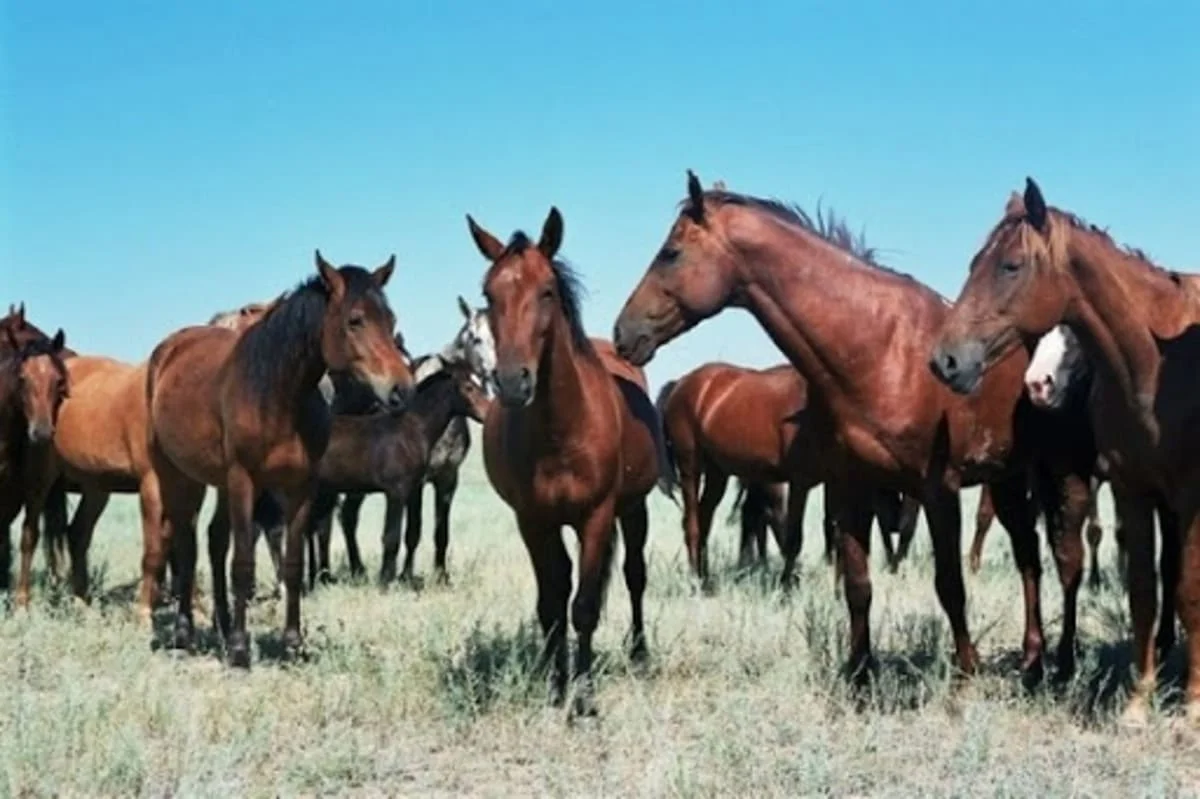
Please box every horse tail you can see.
[653,379,680,505]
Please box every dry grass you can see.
[3,450,1198,798]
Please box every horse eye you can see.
[540,288,555,303]
[999,261,1022,275]
[658,247,679,264]
[348,314,366,329]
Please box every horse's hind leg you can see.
[1154,500,1179,663]
[337,492,367,578]
[136,471,167,626]
[1037,466,1087,680]
[968,484,996,574]
[432,472,457,584]
[151,451,205,651]
[619,500,649,661]
[831,478,879,684]
[66,487,109,603]
[694,468,727,587]
[778,482,810,589]
[206,490,233,640]
[990,472,1045,682]
[15,462,56,608]
[252,491,285,598]
[1085,476,1104,591]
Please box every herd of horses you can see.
[1,171,1196,726]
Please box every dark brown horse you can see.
[146,252,413,667]
[613,172,1096,685]
[468,207,660,716]
[0,320,70,598]
[930,177,1200,726]
[304,360,491,587]
[656,362,919,580]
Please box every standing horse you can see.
[331,298,496,583]
[930,178,1199,726]
[468,207,660,716]
[146,252,413,666]
[0,325,70,599]
[613,172,1095,685]
[657,362,920,580]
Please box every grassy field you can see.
[2,449,1198,798]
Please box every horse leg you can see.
[42,478,68,584]
[1085,476,1105,592]
[926,484,979,676]
[777,481,809,589]
[338,492,367,578]
[520,516,571,706]
[831,478,877,683]
[570,500,618,717]
[761,483,788,566]
[207,490,233,640]
[66,488,108,603]
[894,494,921,567]
[1175,501,1200,724]
[1039,466,1088,680]
[1114,487,1157,726]
[378,493,406,586]
[253,491,285,598]
[695,468,727,587]
[872,490,901,573]
[315,504,334,585]
[15,463,55,608]
[280,485,315,656]
[989,471,1045,682]
[967,485,996,574]
[400,484,424,584]
[619,499,650,662]
[1155,500,1180,664]
[136,471,167,627]
[735,483,761,572]
[432,472,456,584]
[155,462,205,651]
[224,465,259,666]
[822,481,838,567]
[679,463,703,580]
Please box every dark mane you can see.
[1050,207,1182,284]
[699,190,914,282]
[235,266,388,407]
[495,232,595,355]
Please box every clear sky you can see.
[4,1,1197,392]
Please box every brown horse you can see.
[468,207,660,716]
[146,252,413,667]
[930,177,1200,725]
[613,172,1097,685]
[656,362,919,581]
[0,323,71,599]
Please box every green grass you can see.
[3,449,1198,797]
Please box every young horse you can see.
[330,298,496,583]
[468,207,660,716]
[0,327,70,600]
[613,171,1095,685]
[305,360,491,587]
[146,252,413,667]
[657,361,920,580]
[930,177,1200,725]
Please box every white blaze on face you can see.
[1024,325,1070,409]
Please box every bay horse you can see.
[0,324,70,600]
[305,360,491,587]
[329,298,496,584]
[656,361,920,581]
[930,177,1199,726]
[146,252,413,667]
[468,207,661,716]
[613,171,1097,685]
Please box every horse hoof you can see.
[1119,696,1151,729]
[283,628,304,658]
[629,639,649,665]
[228,634,251,669]
[967,554,981,574]
[571,684,599,718]
[172,617,194,651]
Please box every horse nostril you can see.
[387,385,407,410]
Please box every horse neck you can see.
[525,312,595,447]
[405,379,462,455]
[1063,226,1192,418]
[730,212,943,422]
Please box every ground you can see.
[2,450,1198,798]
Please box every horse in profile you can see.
[613,171,1099,686]
[146,251,413,667]
[327,296,496,584]
[468,207,661,716]
[932,179,1199,725]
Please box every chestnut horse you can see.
[930,178,1199,723]
[468,207,660,716]
[0,323,70,600]
[146,252,413,666]
[614,172,1097,685]
[656,361,919,580]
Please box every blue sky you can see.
[4,1,1197,392]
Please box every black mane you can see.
[700,190,913,282]
[499,232,594,355]
[236,266,388,407]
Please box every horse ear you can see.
[372,255,396,288]
[15,303,25,325]
[457,295,471,319]
[315,249,346,300]
[1024,177,1048,233]
[466,214,505,262]
[685,169,706,224]
[51,329,66,352]
[538,207,564,259]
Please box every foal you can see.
[469,207,661,716]
[146,252,413,666]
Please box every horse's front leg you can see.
[570,500,618,717]
[281,484,315,655]
[225,468,258,667]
